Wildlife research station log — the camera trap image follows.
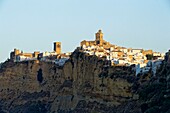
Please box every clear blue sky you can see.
[0,0,170,62]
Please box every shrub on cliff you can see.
[146,54,153,60]
[139,81,170,113]
[37,68,43,83]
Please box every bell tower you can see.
[54,42,61,54]
[95,29,103,45]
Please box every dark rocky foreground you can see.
[0,49,170,113]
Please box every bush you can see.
[37,68,43,83]
[146,54,153,60]
[139,83,166,101]
[145,106,160,113]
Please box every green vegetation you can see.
[37,68,43,83]
[146,54,154,60]
[138,54,170,112]
[139,81,170,113]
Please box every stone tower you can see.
[54,42,61,54]
[14,49,20,56]
[95,29,103,45]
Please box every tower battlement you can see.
[54,42,61,54]
[95,29,103,45]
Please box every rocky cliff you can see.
[137,51,170,113]
[0,49,146,113]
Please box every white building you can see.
[55,58,69,66]
[118,59,129,65]
[15,55,35,62]
[120,47,128,53]
[131,49,143,54]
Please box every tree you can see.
[37,68,43,83]
[146,54,153,60]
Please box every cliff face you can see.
[137,51,170,113]
[0,49,139,113]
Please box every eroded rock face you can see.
[136,51,170,113]
[0,50,139,113]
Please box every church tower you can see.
[95,29,103,45]
[54,42,61,54]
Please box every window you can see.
[57,44,61,48]
[96,41,100,45]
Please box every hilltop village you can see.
[10,30,165,75]
[10,42,71,66]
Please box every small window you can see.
[57,44,60,48]
[96,41,100,44]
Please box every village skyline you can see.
[8,29,165,77]
[0,0,170,62]
[0,29,169,61]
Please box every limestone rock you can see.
[0,49,139,113]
